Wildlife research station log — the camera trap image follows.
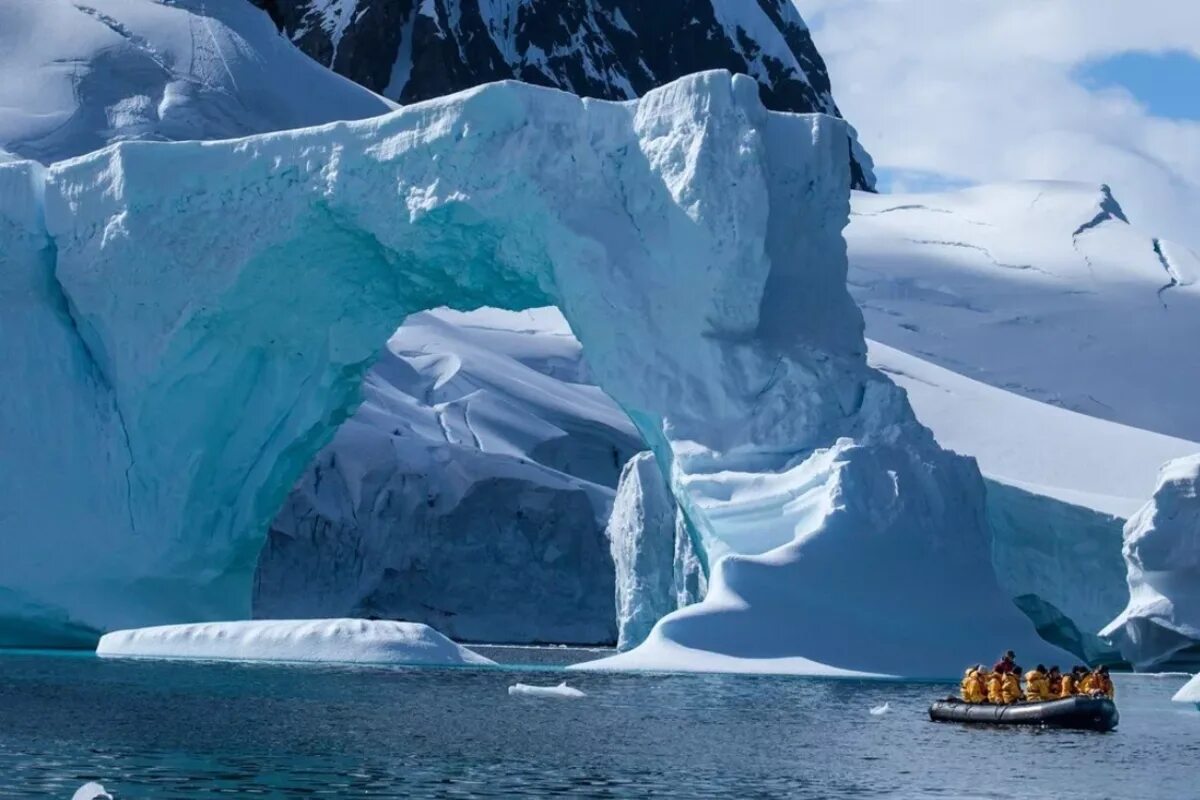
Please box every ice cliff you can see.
[1,71,1058,675]
[253,308,641,644]
[1102,456,1200,671]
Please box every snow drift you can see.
[254,307,641,644]
[1102,456,1200,671]
[96,618,494,666]
[0,0,393,164]
[2,70,1058,675]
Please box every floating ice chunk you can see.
[72,783,111,800]
[96,619,495,667]
[508,682,587,699]
[869,702,891,716]
[1173,674,1200,707]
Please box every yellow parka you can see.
[1024,670,1051,702]
[961,670,986,704]
[986,673,1004,704]
[1001,673,1022,704]
[1078,673,1097,694]
[1059,674,1077,698]
[1097,674,1115,699]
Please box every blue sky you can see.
[800,0,1200,249]
[1078,51,1200,121]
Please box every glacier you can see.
[1101,456,1200,671]
[846,183,1200,664]
[253,307,641,645]
[1,70,1061,675]
[0,0,393,164]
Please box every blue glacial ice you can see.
[0,71,1066,675]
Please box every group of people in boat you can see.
[959,651,1115,704]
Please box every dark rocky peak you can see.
[252,0,873,189]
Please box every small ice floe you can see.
[508,681,587,699]
[95,619,495,667]
[72,783,111,800]
[1172,674,1199,708]
[869,702,891,716]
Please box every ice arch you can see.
[2,72,1061,673]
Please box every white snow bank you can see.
[1102,456,1200,671]
[508,682,586,699]
[96,619,495,666]
[1173,674,1200,706]
[0,0,393,163]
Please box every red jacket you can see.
[993,659,1015,674]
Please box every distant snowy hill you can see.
[0,0,392,163]
[848,182,1200,443]
[250,0,873,188]
[255,308,643,645]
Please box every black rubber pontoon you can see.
[929,697,1118,732]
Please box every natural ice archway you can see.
[2,72,1061,673]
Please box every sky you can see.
[799,0,1200,250]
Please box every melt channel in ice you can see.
[96,619,495,666]
[2,70,1064,676]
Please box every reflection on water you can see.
[0,650,1195,798]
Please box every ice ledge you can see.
[96,619,496,667]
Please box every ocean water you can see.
[0,649,1195,799]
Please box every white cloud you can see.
[800,0,1200,248]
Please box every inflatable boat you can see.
[929,697,1118,732]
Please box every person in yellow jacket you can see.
[1060,667,1081,698]
[1094,665,1116,699]
[1078,669,1097,695]
[1001,666,1024,704]
[1024,664,1051,702]
[986,670,1004,704]
[960,666,986,704]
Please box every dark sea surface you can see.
[0,648,1194,798]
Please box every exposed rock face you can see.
[249,0,874,189]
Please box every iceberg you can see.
[1101,456,1200,671]
[254,308,640,645]
[96,619,495,666]
[1174,674,1200,707]
[2,70,1058,675]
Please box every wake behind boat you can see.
[930,696,1119,732]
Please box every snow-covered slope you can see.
[1101,456,1200,671]
[254,307,641,645]
[869,342,1197,663]
[0,0,393,164]
[251,0,874,189]
[848,182,1200,443]
[2,71,1058,676]
[96,618,495,665]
